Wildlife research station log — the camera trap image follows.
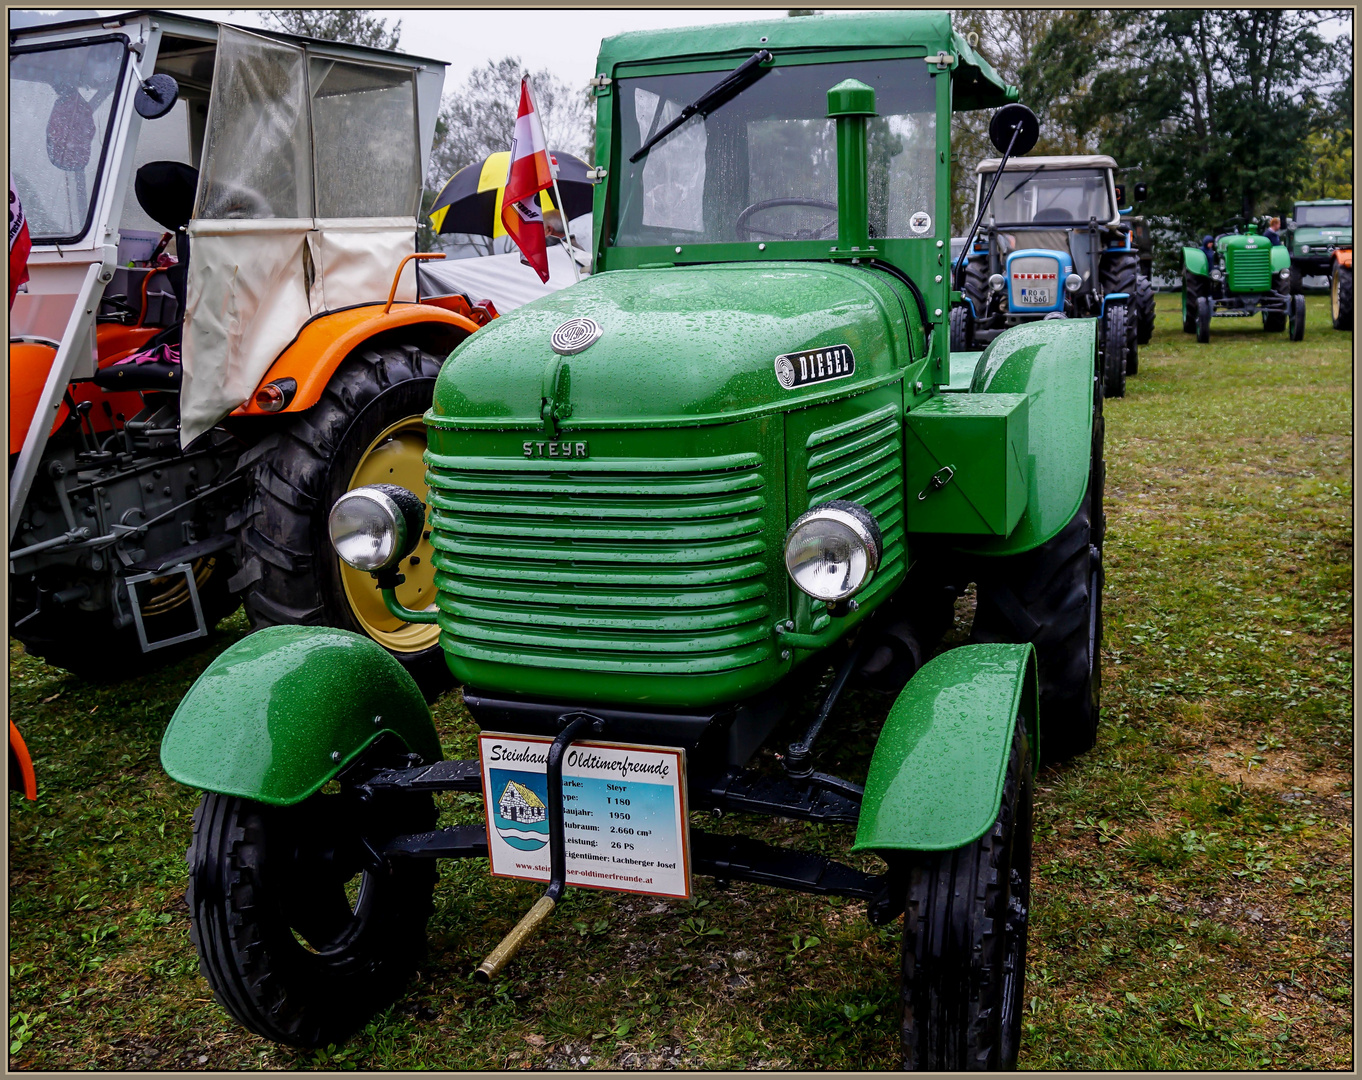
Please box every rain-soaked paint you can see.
[160,626,442,806]
[852,642,1035,852]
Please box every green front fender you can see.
[852,643,1037,853]
[1182,246,1209,276]
[160,626,443,806]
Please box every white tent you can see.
[418,244,587,312]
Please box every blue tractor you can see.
[951,155,1155,398]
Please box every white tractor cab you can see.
[9,11,485,692]
[952,154,1155,399]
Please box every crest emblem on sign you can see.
[551,317,602,355]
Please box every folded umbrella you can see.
[428,150,594,238]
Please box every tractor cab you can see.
[1286,198,1353,289]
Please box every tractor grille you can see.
[803,404,907,583]
[424,448,774,675]
[1227,246,1271,291]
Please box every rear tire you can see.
[233,344,453,700]
[1289,294,1306,341]
[971,370,1104,764]
[1132,274,1155,347]
[1100,304,1128,398]
[897,713,1032,1069]
[949,304,975,352]
[1195,296,1212,343]
[187,779,437,1048]
[1331,262,1352,330]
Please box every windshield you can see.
[613,58,937,247]
[9,38,129,243]
[1295,204,1351,227]
[978,168,1112,225]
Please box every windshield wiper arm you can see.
[1002,166,1044,202]
[628,49,773,164]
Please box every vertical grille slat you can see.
[1226,246,1271,291]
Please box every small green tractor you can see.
[1285,198,1352,293]
[161,11,1108,1068]
[1181,224,1303,342]
[951,154,1154,398]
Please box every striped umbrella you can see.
[428,150,594,237]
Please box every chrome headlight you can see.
[1064,273,1083,292]
[328,484,425,572]
[783,501,882,602]
[1300,244,1311,254]
[989,273,1005,292]
[1211,268,1224,281]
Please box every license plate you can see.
[1018,286,1055,305]
[478,732,692,898]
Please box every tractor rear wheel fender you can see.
[958,318,1097,557]
[852,643,1037,853]
[161,625,443,806]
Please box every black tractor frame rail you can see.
[1206,291,1291,317]
[360,752,897,920]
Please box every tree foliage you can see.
[257,9,402,50]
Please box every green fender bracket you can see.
[852,642,1037,853]
[160,626,443,806]
[1182,246,1209,276]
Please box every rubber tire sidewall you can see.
[949,304,975,351]
[1289,294,1306,341]
[1101,304,1127,398]
[1195,296,1212,343]
[1333,264,1353,330]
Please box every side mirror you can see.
[134,74,179,120]
[1285,218,1295,230]
[1114,182,1127,206]
[1133,181,1148,202]
[987,102,1039,157]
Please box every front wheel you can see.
[234,344,453,699]
[1100,304,1128,398]
[1289,264,1303,295]
[949,304,975,351]
[1289,294,1306,341]
[1133,274,1155,347]
[897,713,1033,1070]
[1195,296,1212,343]
[1332,262,1353,330]
[186,781,438,1048]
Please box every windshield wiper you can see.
[1002,166,1043,202]
[628,48,773,164]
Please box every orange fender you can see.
[233,303,481,417]
[1336,248,1352,271]
[9,721,36,801]
[9,342,59,456]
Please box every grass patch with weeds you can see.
[9,295,1351,1069]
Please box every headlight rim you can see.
[328,483,424,573]
[783,499,883,603]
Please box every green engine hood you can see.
[428,262,922,430]
[1291,225,1352,246]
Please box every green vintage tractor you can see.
[1181,224,1304,342]
[1285,198,1352,293]
[161,11,1106,1068]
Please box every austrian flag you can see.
[502,77,554,283]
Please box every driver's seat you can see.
[132,159,198,336]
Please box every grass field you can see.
[8,293,1352,1070]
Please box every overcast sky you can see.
[175,9,788,96]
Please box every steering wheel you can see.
[736,198,839,242]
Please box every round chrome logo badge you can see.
[550,317,602,355]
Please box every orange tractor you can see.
[1331,246,1352,331]
[10,11,488,693]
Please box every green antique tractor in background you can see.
[1285,198,1352,293]
[160,11,1108,1069]
[1182,224,1304,342]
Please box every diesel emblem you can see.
[774,343,856,390]
[524,440,589,458]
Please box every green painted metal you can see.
[905,392,1029,536]
[1221,230,1276,293]
[829,79,875,251]
[160,626,442,805]
[852,642,1036,853]
[1182,246,1209,277]
[1288,198,1352,272]
[944,349,983,392]
[951,318,1096,557]
[383,586,439,624]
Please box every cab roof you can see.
[1293,198,1351,206]
[977,155,1119,173]
[598,10,1015,112]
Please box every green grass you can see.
[8,294,1352,1069]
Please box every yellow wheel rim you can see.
[339,417,441,652]
[1331,270,1340,320]
[138,557,217,617]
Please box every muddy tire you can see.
[186,779,437,1048]
[971,362,1104,764]
[1132,274,1155,349]
[897,713,1033,1069]
[1331,262,1351,330]
[232,344,452,699]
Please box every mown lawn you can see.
[8,294,1352,1070]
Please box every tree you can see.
[256,9,402,50]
